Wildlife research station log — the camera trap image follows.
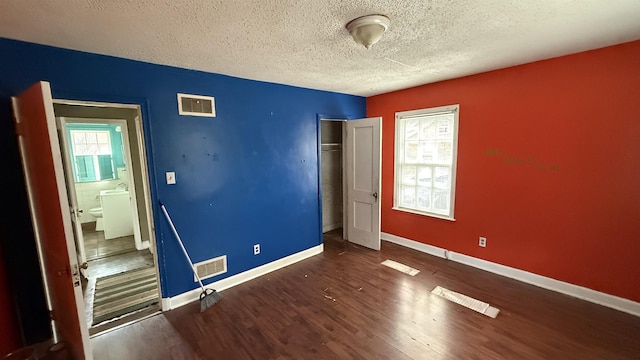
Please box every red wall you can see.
[0,244,21,355]
[367,40,640,302]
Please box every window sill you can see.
[391,206,456,222]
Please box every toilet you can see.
[88,207,104,231]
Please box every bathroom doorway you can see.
[53,101,160,334]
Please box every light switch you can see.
[166,171,176,185]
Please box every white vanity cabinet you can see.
[100,190,134,239]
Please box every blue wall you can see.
[0,38,365,297]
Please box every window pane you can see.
[401,166,417,185]
[434,167,450,190]
[98,144,111,155]
[420,119,437,140]
[75,144,88,155]
[85,132,98,144]
[437,141,452,162]
[419,141,436,163]
[417,166,432,187]
[405,119,419,140]
[417,187,431,210]
[400,186,416,208]
[71,130,112,156]
[96,132,109,144]
[405,141,418,163]
[73,132,86,145]
[433,190,449,214]
[86,144,99,155]
[437,116,453,139]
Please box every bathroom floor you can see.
[82,222,136,261]
[85,250,155,279]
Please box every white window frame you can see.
[393,104,460,221]
[69,129,113,182]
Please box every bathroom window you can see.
[394,104,459,220]
[70,130,115,182]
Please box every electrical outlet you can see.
[253,244,260,255]
[479,237,487,248]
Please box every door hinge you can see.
[49,309,55,320]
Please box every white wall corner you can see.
[163,244,324,311]
[381,232,640,318]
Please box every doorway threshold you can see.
[89,305,160,337]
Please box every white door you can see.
[12,82,92,359]
[56,117,88,266]
[346,117,382,250]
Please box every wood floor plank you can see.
[91,229,640,359]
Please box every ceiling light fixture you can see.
[346,14,390,49]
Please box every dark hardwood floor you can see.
[91,230,640,359]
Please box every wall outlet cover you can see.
[166,171,176,185]
[479,237,487,247]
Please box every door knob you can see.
[79,262,88,270]
[373,192,378,202]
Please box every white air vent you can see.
[177,93,216,117]
[194,255,227,282]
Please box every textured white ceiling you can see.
[1,0,640,96]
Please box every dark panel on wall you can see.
[0,98,51,345]
[0,241,23,354]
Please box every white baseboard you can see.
[381,232,447,259]
[381,232,640,317]
[162,244,324,311]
